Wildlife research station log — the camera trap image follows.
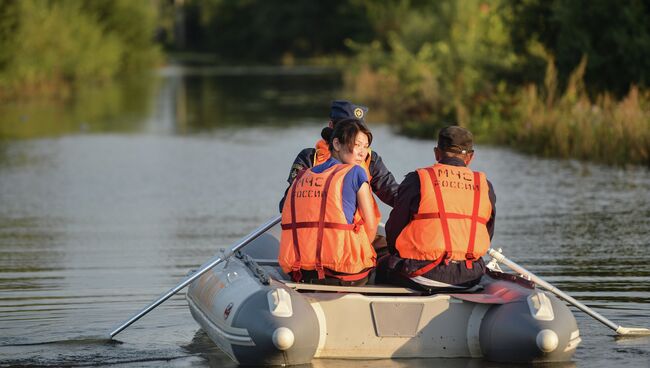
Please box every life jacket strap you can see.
[325,268,372,281]
[290,269,302,282]
[281,222,357,230]
[288,169,308,274]
[426,167,454,262]
[412,212,488,224]
[316,265,325,280]
[315,165,348,279]
[465,253,477,269]
[407,257,444,277]
[465,171,482,270]
[352,218,365,233]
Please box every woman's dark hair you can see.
[321,118,372,152]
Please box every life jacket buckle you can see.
[290,270,302,282]
[443,252,452,265]
[291,261,301,272]
[464,253,476,270]
[352,219,364,233]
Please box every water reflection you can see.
[0,65,342,140]
[0,75,156,139]
[173,66,341,131]
[0,66,648,367]
[183,329,579,368]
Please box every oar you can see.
[487,248,650,336]
[110,215,282,338]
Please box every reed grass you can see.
[508,56,650,166]
[347,54,650,166]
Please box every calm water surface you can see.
[0,66,648,367]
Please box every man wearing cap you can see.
[279,100,398,212]
[380,126,496,292]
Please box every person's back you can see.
[279,119,378,286]
[380,126,496,292]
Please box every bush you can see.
[508,56,650,165]
[0,0,159,98]
[345,0,517,137]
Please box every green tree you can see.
[346,0,517,136]
[0,0,160,98]
[507,0,650,96]
[81,0,161,72]
[174,0,373,63]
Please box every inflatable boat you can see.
[186,223,581,365]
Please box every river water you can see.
[0,66,648,368]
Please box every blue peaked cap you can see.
[329,100,368,122]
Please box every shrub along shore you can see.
[345,55,649,167]
[1,0,648,167]
[0,0,160,99]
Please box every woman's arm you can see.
[356,182,377,241]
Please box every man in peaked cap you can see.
[279,100,398,213]
[380,125,496,292]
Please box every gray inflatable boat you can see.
[186,224,580,365]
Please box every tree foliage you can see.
[507,0,650,96]
[345,0,517,136]
[0,0,160,97]
[174,0,373,63]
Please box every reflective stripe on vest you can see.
[287,169,307,277]
[395,164,491,276]
[279,163,376,279]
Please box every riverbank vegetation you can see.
[506,58,649,165]
[0,0,648,165]
[0,0,160,99]
[340,0,650,166]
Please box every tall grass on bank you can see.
[346,51,650,166]
[508,57,650,166]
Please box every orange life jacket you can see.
[279,164,376,280]
[395,163,492,274]
[313,139,382,223]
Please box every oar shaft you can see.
[487,249,621,332]
[110,215,281,338]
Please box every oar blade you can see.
[616,326,650,336]
[489,248,650,338]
